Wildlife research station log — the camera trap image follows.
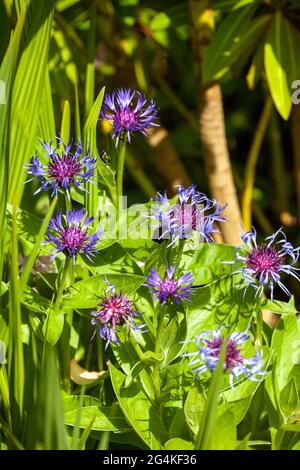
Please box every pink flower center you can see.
[246,245,282,278]
[97,294,133,326]
[160,278,179,298]
[48,155,82,186]
[171,203,202,233]
[205,337,244,370]
[115,109,137,129]
[60,225,88,250]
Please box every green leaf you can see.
[164,438,194,450]
[209,406,237,450]
[63,396,128,432]
[125,361,145,387]
[60,100,71,143]
[272,315,300,391]
[262,298,298,316]
[63,273,144,309]
[280,378,299,415]
[187,243,235,284]
[43,310,64,346]
[110,363,163,449]
[8,0,55,204]
[184,385,206,436]
[264,12,300,120]
[203,3,259,82]
[161,316,186,367]
[111,341,156,401]
[21,286,51,314]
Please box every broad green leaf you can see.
[203,3,259,82]
[63,399,128,432]
[184,385,206,436]
[160,316,186,367]
[125,361,145,387]
[209,406,237,450]
[262,298,298,316]
[43,310,64,346]
[111,340,155,401]
[109,363,163,449]
[164,438,194,450]
[21,286,51,314]
[264,13,300,120]
[272,315,300,390]
[187,243,236,284]
[280,378,299,415]
[63,273,144,309]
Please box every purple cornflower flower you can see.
[151,184,227,245]
[101,88,159,145]
[47,210,101,262]
[25,137,96,198]
[184,329,265,388]
[146,265,193,304]
[91,285,143,348]
[231,228,300,299]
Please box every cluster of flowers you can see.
[25,88,300,388]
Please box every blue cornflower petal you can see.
[100,88,159,145]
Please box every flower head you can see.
[146,266,193,304]
[47,209,101,262]
[26,137,96,198]
[151,184,227,245]
[91,285,143,348]
[101,88,159,145]
[185,328,265,388]
[232,228,300,299]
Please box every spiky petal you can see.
[151,184,227,245]
[146,265,193,304]
[91,286,143,348]
[25,137,96,197]
[230,228,300,299]
[101,88,159,145]
[184,328,265,388]
[47,209,101,262]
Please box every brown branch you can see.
[188,0,242,245]
[148,127,192,195]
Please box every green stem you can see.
[116,138,127,222]
[55,257,72,391]
[54,258,72,310]
[65,193,72,212]
[174,239,186,271]
[129,334,145,363]
[153,307,166,408]
[255,295,263,348]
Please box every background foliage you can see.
[1,0,300,451]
